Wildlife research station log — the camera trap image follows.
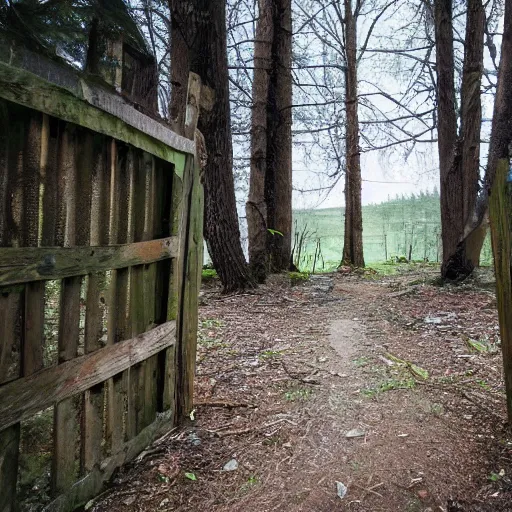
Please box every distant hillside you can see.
[292,192,492,270]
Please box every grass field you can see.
[292,192,493,272]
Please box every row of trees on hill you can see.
[3,0,511,290]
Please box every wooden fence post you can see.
[489,158,512,422]
[175,73,203,419]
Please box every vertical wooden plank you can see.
[489,159,512,420]
[162,164,183,415]
[142,153,158,427]
[0,106,46,511]
[127,149,146,438]
[0,105,30,512]
[155,160,176,414]
[0,293,21,512]
[175,155,199,418]
[52,123,82,495]
[23,113,45,377]
[174,74,204,419]
[167,171,183,322]
[105,140,130,454]
[81,133,107,473]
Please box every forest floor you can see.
[91,265,512,512]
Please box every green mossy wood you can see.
[489,159,512,421]
[0,48,202,511]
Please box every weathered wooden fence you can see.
[0,41,203,511]
[489,158,512,421]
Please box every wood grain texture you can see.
[42,410,174,512]
[0,321,176,431]
[0,58,195,163]
[0,236,178,285]
[52,122,82,495]
[489,159,512,420]
[81,135,109,474]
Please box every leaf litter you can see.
[90,268,512,511]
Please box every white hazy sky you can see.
[292,146,440,210]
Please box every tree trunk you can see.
[247,0,273,283]
[487,0,512,422]
[168,2,189,135]
[266,0,293,272]
[342,0,364,267]
[435,0,485,280]
[247,0,293,279]
[169,0,253,292]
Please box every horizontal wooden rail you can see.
[0,43,195,167]
[0,321,176,431]
[0,237,178,286]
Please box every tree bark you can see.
[168,2,189,135]
[342,0,364,267]
[266,0,293,272]
[435,0,485,280]
[169,0,253,292]
[247,0,273,282]
[247,0,293,279]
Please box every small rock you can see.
[188,432,201,446]
[122,496,136,506]
[336,481,347,499]
[223,459,239,471]
[345,428,365,438]
[424,316,442,324]
[160,498,170,508]
[417,489,428,500]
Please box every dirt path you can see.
[91,269,512,512]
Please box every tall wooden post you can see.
[174,73,203,419]
[489,159,512,421]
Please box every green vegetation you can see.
[259,349,282,359]
[202,268,218,280]
[289,271,310,285]
[284,387,313,401]
[293,192,493,271]
[362,377,416,398]
[201,318,224,328]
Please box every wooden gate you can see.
[0,42,203,511]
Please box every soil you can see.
[91,266,512,512]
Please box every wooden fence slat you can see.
[162,163,184,415]
[489,159,512,419]
[0,107,39,512]
[106,140,130,455]
[81,135,110,472]
[80,132,104,474]
[175,155,197,418]
[0,424,20,512]
[0,294,21,512]
[23,113,46,377]
[0,236,178,285]
[142,153,158,428]
[126,148,146,439]
[0,321,176,432]
[52,123,82,496]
